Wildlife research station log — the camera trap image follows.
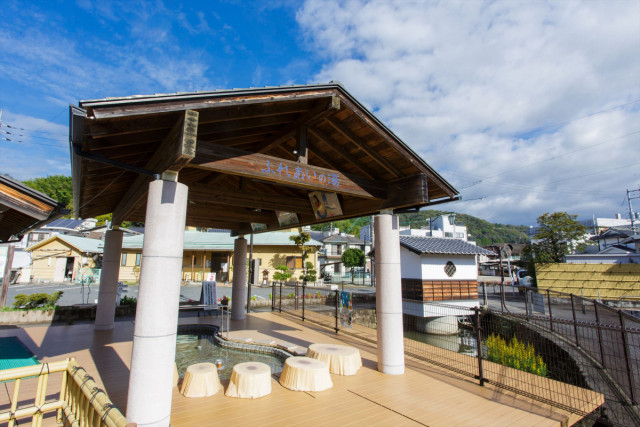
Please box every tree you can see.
[273,265,292,284]
[531,212,589,263]
[299,261,317,283]
[341,248,365,283]
[289,231,317,284]
[22,175,73,214]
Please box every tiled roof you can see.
[400,236,495,255]
[120,230,322,250]
[322,234,364,244]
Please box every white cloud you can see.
[297,0,640,224]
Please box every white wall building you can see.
[398,236,494,335]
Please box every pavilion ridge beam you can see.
[192,143,385,199]
[112,110,198,225]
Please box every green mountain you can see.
[311,210,530,246]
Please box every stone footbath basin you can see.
[175,326,291,381]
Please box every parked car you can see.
[516,269,533,293]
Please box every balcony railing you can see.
[0,358,132,427]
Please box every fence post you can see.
[335,289,339,334]
[593,301,606,369]
[302,282,306,321]
[295,282,298,311]
[271,282,275,311]
[547,289,553,331]
[570,294,580,347]
[525,290,530,319]
[279,282,282,313]
[619,312,637,405]
[482,282,488,307]
[581,290,586,314]
[475,307,485,386]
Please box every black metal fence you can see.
[272,283,640,426]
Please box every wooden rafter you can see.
[112,110,199,225]
[325,117,401,178]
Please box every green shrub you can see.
[119,296,137,306]
[12,291,63,310]
[485,334,547,377]
[273,265,292,283]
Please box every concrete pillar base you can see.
[231,237,248,320]
[94,229,124,331]
[416,316,459,335]
[375,214,404,375]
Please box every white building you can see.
[398,236,494,335]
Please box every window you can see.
[135,253,141,266]
[121,253,127,266]
[286,256,303,269]
[445,232,453,238]
[456,232,465,239]
[444,261,456,277]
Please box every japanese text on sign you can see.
[260,160,340,188]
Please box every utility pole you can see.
[627,188,640,234]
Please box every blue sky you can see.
[1,0,639,226]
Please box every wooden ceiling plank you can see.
[188,186,311,213]
[252,97,340,153]
[112,110,199,225]
[197,113,299,137]
[306,127,375,180]
[192,142,384,199]
[325,117,401,178]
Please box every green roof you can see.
[121,231,322,250]
[27,234,103,253]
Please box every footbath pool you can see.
[175,326,290,381]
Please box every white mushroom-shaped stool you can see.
[306,343,362,375]
[279,356,332,392]
[180,363,221,397]
[225,362,272,399]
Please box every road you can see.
[4,282,274,307]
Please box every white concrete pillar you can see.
[94,228,124,331]
[374,213,405,375]
[126,180,187,427]
[231,236,247,320]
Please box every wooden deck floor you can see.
[0,312,596,426]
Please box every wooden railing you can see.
[0,358,134,427]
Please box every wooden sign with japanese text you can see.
[193,143,380,198]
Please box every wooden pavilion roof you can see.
[0,175,67,242]
[70,83,458,233]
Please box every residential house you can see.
[25,235,103,283]
[117,230,322,284]
[308,228,371,276]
